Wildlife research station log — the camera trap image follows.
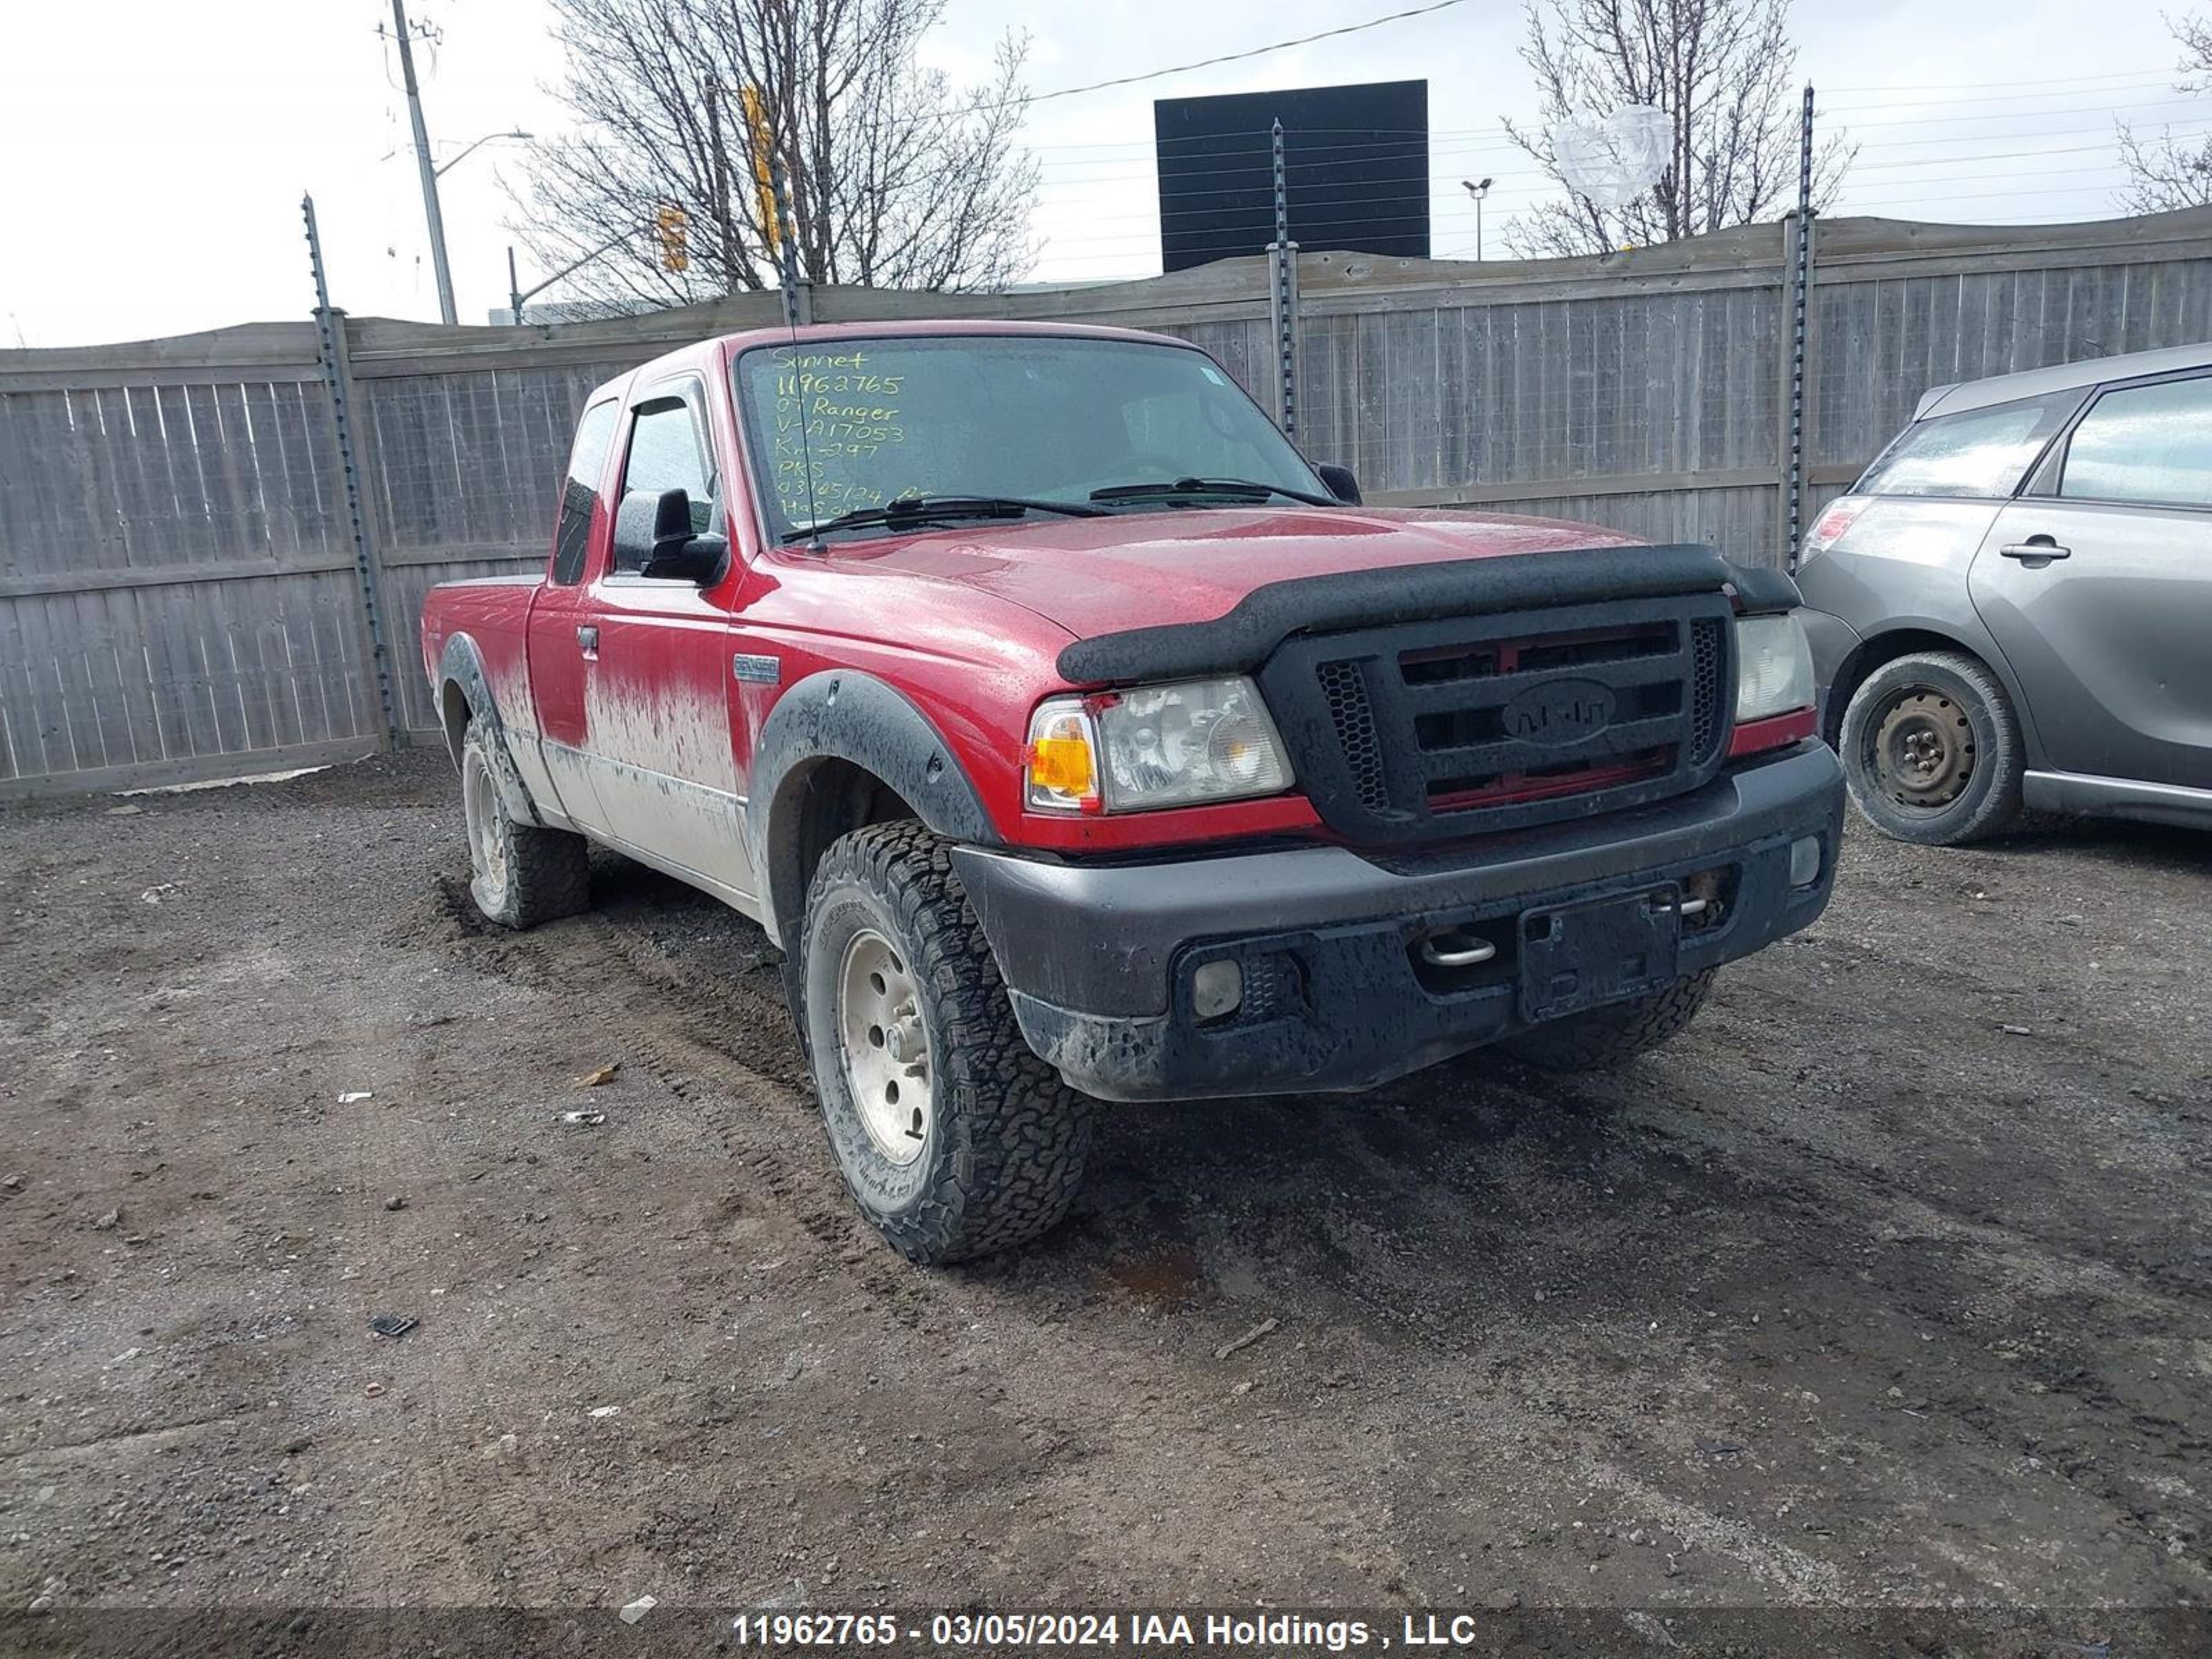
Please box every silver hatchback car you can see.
[1796,341,2212,844]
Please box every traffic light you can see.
[655,203,689,273]
[741,86,780,254]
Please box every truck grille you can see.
[1257,595,1735,845]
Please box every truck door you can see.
[586,377,758,904]
[523,398,621,833]
[1970,369,2212,789]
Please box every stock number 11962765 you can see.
[731,1612,901,1646]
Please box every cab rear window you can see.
[551,401,620,586]
[1855,391,2076,500]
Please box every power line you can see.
[1034,153,2154,254]
[1024,105,2210,185]
[1020,97,2205,169]
[1818,75,2183,111]
[1821,65,2182,93]
[1011,0,1472,109]
[1028,122,2203,212]
[1015,73,2198,154]
[1830,94,2206,132]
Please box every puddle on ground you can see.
[1103,1247,1206,1308]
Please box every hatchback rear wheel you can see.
[1839,650,2024,845]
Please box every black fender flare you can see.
[747,670,1002,946]
[435,633,547,828]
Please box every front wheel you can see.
[1502,971,1716,1071]
[1837,650,2025,845]
[799,821,1093,1264]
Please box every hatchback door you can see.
[1969,371,2212,789]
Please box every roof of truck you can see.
[1916,338,2212,420]
[723,317,1182,350]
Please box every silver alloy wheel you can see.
[462,748,509,912]
[836,928,931,1166]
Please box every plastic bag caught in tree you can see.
[1554,105,1670,208]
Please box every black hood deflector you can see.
[1054,543,1800,686]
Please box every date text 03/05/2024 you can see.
[730,1610,1497,1649]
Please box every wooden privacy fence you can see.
[5,208,2211,796]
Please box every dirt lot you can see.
[2,749,2209,1630]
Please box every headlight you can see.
[1024,677,1293,813]
[1734,613,1815,723]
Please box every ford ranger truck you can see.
[420,321,1844,1264]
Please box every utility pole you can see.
[390,0,458,326]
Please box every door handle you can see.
[577,624,599,655]
[2000,538,2071,561]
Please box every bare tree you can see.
[511,0,1038,309]
[1501,0,1850,258]
[2118,12,2212,212]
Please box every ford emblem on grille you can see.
[1502,677,1615,745]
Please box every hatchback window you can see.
[2060,375,2212,509]
[551,402,619,586]
[1855,393,2074,500]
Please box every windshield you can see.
[734,334,1324,538]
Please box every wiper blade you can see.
[1089,476,1338,507]
[783,494,1104,543]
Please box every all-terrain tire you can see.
[799,820,1093,1264]
[459,722,592,930]
[1503,970,1717,1071]
[1838,650,2025,846]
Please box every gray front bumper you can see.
[953,744,1845,1101]
[1796,606,1865,740]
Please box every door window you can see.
[615,391,718,570]
[2060,375,2212,509]
[551,401,619,585]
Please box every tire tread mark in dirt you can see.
[1609,1097,2212,1579]
[422,870,930,1323]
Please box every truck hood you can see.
[831,506,1646,644]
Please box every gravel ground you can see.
[1,749,2207,1638]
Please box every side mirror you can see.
[614,487,729,585]
[1315,463,1362,505]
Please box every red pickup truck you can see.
[421,321,1842,1263]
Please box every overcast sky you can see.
[0,0,2196,346]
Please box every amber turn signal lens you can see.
[1027,733,1094,797]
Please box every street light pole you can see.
[390,0,457,326]
[1461,177,1494,261]
[504,231,632,326]
[435,128,532,179]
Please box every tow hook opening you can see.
[1680,864,1735,930]
[1409,917,1517,994]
